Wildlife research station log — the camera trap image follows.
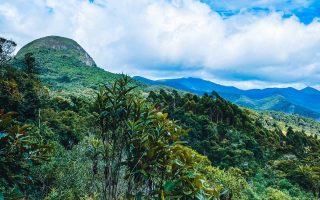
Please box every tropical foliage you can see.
[0,36,319,199]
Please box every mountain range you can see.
[134,76,320,120]
[3,35,320,199]
[12,35,320,120]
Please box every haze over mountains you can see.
[134,76,320,119]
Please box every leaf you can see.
[135,192,142,200]
[0,132,7,139]
[195,192,205,200]
[160,190,165,200]
[183,189,193,195]
[164,180,180,192]
[173,159,185,167]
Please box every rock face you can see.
[16,36,96,67]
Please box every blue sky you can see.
[201,0,320,23]
[0,0,320,89]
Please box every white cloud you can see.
[0,0,320,89]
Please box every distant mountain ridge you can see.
[134,76,320,119]
[12,35,319,119]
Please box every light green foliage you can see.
[264,187,293,200]
[204,167,252,199]
[32,139,97,199]
[254,110,320,137]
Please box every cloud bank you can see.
[1,0,320,89]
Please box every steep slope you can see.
[16,36,96,67]
[13,36,133,95]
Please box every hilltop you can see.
[12,36,137,95]
[16,36,96,67]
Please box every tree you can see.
[24,53,36,75]
[126,112,221,199]
[0,111,49,198]
[0,37,16,66]
[93,75,222,199]
[93,75,137,199]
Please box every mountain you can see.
[12,36,320,119]
[16,36,97,67]
[134,77,241,94]
[300,86,320,95]
[244,87,320,113]
[134,76,320,119]
[2,36,320,199]
[12,36,143,95]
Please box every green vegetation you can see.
[134,77,320,120]
[254,110,320,136]
[12,36,146,97]
[1,36,319,199]
[147,89,320,199]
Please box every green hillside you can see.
[234,95,320,119]
[1,36,320,199]
[254,110,320,136]
[13,36,143,95]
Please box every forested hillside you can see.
[253,111,320,137]
[1,36,319,199]
[134,77,320,120]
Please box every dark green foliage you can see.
[147,90,274,168]
[1,36,319,199]
[0,111,49,198]
[40,109,89,148]
[0,38,49,121]
[24,52,36,75]
[147,89,320,198]
[92,76,223,199]
[0,65,48,120]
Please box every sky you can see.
[1,0,320,89]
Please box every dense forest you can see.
[1,37,320,199]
